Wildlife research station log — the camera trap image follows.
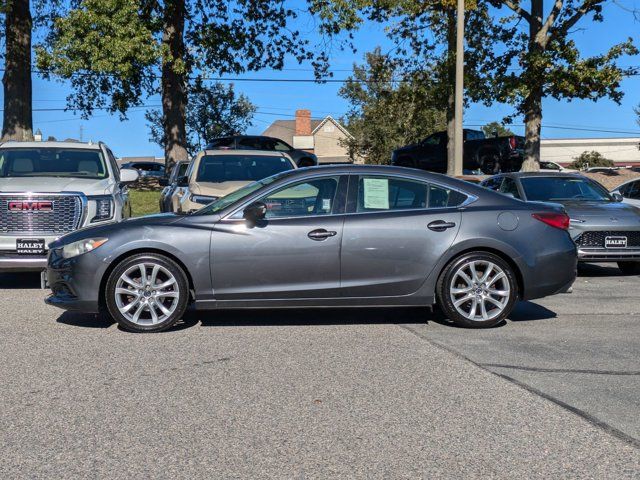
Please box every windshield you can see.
[193,174,286,215]
[197,154,293,183]
[0,148,108,179]
[520,176,612,202]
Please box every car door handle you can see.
[308,229,337,241]
[427,220,456,232]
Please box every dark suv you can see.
[206,135,318,168]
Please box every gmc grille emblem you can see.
[8,201,54,212]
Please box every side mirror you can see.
[119,168,139,184]
[158,177,169,187]
[243,202,267,224]
[612,192,624,202]
[177,175,189,187]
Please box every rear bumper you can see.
[521,237,578,301]
[578,248,640,262]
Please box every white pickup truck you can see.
[0,141,139,272]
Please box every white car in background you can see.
[0,141,139,272]
[174,149,297,213]
[610,178,640,207]
[539,161,576,172]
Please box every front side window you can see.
[196,155,294,183]
[0,148,108,179]
[520,176,612,202]
[260,177,340,218]
[482,177,503,191]
[621,181,640,200]
[356,176,467,213]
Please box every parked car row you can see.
[2,137,638,335]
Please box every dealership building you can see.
[541,137,640,167]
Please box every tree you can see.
[481,121,514,138]
[485,0,638,170]
[1,0,64,141]
[635,104,640,127]
[146,79,256,155]
[2,0,33,140]
[37,0,320,170]
[569,151,614,170]
[311,0,503,172]
[339,48,446,165]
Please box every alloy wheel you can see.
[449,260,511,322]
[114,262,180,325]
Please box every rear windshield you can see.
[0,148,108,179]
[520,176,611,202]
[196,154,294,183]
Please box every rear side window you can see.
[356,176,467,212]
[197,154,294,183]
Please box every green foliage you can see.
[339,48,446,165]
[569,151,615,170]
[481,121,514,138]
[36,0,323,118]
[484,0,638,119]
[146,80,256,155]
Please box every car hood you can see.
[0,176,113,195]
[50,213,187,248]
[191,180,250,197]
[559,201,640,225]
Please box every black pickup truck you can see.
[391,129,524,174]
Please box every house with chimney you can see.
[262,109,358,164]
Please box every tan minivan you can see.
[173,150,297,213]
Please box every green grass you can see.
[129,190,161,217]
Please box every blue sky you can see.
[2,1,639,158]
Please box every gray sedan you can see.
[45,165,576,333]
[482,172,640,274]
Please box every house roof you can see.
[311,116,354,140]
[261,119,323,146]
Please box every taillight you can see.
[532,212,570,230]
[509,136,517,149]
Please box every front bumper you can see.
[0,252,48,271]
[44,248,104,313]
[578,248,640,262]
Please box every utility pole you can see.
[453,0,465,176]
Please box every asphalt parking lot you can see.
[1,264,639,478]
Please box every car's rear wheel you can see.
[105,253,189,333]
[437,252,518,328]
[617,261,640,275]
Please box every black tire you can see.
[436,252,518,328]
[105,253,190,333]
[617,261,640,275]
[479,153,501,175]
[298,158,316,168]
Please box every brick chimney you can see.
[295,109,312,136]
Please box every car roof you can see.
[499,171,586,179]
[202,149,292,157]
[0,140,102,150]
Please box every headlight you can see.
[61,238,108,259]
[89,196,114,222]
[190,194,218,205]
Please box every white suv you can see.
[0,141,138,272]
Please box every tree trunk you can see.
[2,0,33,141]
[521,85,542,171]
[445,9,456,176]
[161,0,188,172]
[520,0,543,172]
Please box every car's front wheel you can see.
[437,252,518,328]
[105,253,189,333]
[617,261,640,275]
